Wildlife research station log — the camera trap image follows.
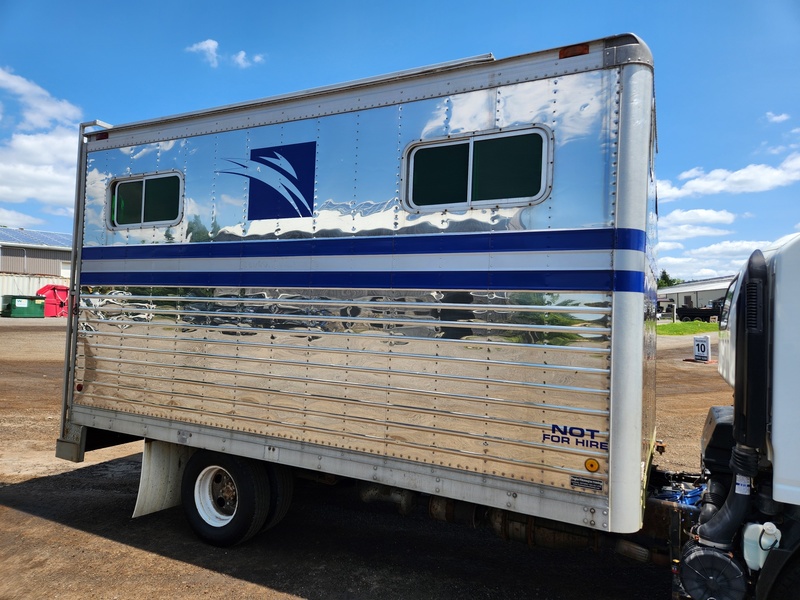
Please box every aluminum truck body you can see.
[57,34,659,547]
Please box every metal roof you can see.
[659,275,735,295]
[0,228,72,249]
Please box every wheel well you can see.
[85,427,140,452]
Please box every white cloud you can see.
[655,179,682,201]
[692,268,725,279]
[765,145,791,155]
[0,67,81,131]
[678,167,705,180]
[232,51,249,68]
[658,208,736,242]
[187,39,264,69]
[658,152,800,201]
[0,70,81,227]
[232,51,265,68]
[658,255,729,281]
[0,206,45,228]
[186,39,220,68]
[684,240,770,259]
[766,111,790,123]
[759,130,800,155]
[0,126,77,207]
[659,224,734,242]
[655,241,684,252]
[661,208,736,225]
[658,239,771,280]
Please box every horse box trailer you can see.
[57,34,659,548]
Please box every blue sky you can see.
[0,0,798,280]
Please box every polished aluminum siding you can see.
[80,70,615,246]
[65,39,656,533]
[76,290,611,492]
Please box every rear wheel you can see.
[181,451,270,546]
[262,463,294,531]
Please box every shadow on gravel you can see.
[0,456,671,599]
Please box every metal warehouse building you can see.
[658,275,735,311]
[0,229,72,298]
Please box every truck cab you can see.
[681,233,800,600]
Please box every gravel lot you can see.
[0,319,729,599]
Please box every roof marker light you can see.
[559,43,590,60]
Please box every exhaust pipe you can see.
[695,249,770,549]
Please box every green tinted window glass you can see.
[411,143,469,206]
[110,174,181,228]
[472,133,543,202]
[143,175,181,223]
[115,180,144,225]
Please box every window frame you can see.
[719,275,739,332]
[403,125,553,213]
[107,170,184,229]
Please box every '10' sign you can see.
[694,335,711,362]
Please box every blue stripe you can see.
[81,228,646,261]
[79,228,648,292]
[79,269,645,293]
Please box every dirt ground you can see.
[0,319,730,599]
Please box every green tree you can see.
[657,269,682,288]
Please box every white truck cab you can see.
[682,234,800,600]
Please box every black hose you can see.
[698,477,728,525]
[696,446,758,549]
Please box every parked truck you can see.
[55,33,800,599]
[676,300,724,323]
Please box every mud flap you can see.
[132,439,195,518]
[56,423,87,462]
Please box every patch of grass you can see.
[657,320,720,336]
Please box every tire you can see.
[262,463,294,531]
[770,554,800,600]
[181,450,270,547]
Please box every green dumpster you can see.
[1,295,46,318]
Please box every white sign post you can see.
[693,335,711,362]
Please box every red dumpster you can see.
[36,284,70,317]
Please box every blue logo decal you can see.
[220,141,316,220]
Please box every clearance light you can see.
[76,383,84,392]
[585,458,600,473]
[559,43,590,60]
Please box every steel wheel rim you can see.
[194,465,238,527]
